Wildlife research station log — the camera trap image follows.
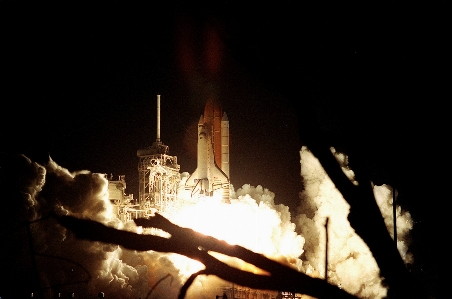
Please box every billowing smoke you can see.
[296,146,413,299]
[0,153,304,299]
[0,153,183,299]
[373,184,413,264]
[0,148,413,299]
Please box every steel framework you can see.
[137,142,180,214]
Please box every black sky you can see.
[1,2,448,298]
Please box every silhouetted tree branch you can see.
[217,5,425,297]
[146,273,173,299]
[296,111,420,299]
[55,213,357,299]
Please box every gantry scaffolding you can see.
[137,141,180,213]
[220,285,278,299]
[105,174,137,223]
[136,95,180,215]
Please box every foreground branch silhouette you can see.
[294,110,422,299]
[55,213,357,299]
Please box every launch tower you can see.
[137,95,180,214]
[106,174,135,223]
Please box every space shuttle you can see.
[185,98,230,202]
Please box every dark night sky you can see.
[1,2,448,298]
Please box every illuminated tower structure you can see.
[106,174,135,223]
[137,95,180,214]
[185,97,230,202]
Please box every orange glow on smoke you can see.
[159,194,304,280]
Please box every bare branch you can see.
[55,214,357,299]
[146,273,173,299]
[296,113,420,298]
[178,270,206,299]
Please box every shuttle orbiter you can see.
[185,98,230,202]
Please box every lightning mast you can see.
[137,95,180,215]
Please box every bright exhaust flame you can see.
[161,194,304,279]
[208,251,270,276]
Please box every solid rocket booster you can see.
[186,98,230,202]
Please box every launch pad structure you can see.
[137,142,180,213]
[110,94,232,220]
[136,95,181,215]
[106,95,296,299]
[135,94,232,217]
[109,95,232,222]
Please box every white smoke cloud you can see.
[0,153,184,299]
[373,184,413,264]
[295,146,413,299]
[1,148,413,299]
[1,153,306,299]
[1,154,47,297]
